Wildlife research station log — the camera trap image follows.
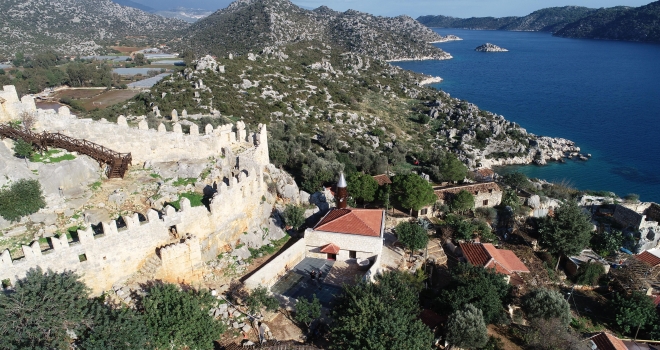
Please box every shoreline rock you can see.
[475,43,508,52]
[418,76,443,85]
[387,52,453,62]
[430,35,463,43]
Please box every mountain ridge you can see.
[179,0,453,61]
[0,0,188,56]
[418,1,660,43]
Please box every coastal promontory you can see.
[475,43,509,52]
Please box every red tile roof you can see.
[636,251,660,267]
[460,243,530,275]
[314,208,384,237]
[320,243,340,255]
[590,332,628,350]
[476,168,495,177]
[373,174,392,186]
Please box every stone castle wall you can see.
[0,85,37,123]
[33,109,269,165]
[0,162,271,294]
[1,99,276,293]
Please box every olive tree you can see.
[521,288,572,326]
[446,304,488,349]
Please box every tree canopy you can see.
[451,190,475,214]
[436,263,511,324]
[245,285,279,314]
[392,173,436,211]
[143,283,225,350]
[395,221,429,259]
[329,270,433,349]
[501,189,521,210]
[590,230,624,257]
[436,152,468,182]
[283,204,306,230]
[0,268,90,350]
[501,172,530,190]
[77,302,149,350]
[609,291,659,336]
[521,288,572,326]
[13,138,34,159]
[538,200,593,258]
[347,172,379,205]
[0,178,47,222]
[294,294,322,332]
[446,304,489,349]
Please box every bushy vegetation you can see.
[435,263,511,324]
[446,304,489,349]
[329,270,434,349]
[282,204,305,230]
[395,221,429,259]
[0,268,224,350]
[538,200,593,265]
[0,178,46,222]
[521,288,572,326]
[574,262,606,286]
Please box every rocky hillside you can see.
[90,43,580,191]
[418,6,596,32]
[0,0,188,56]
[180,0,453,61]
[555,1,660,43]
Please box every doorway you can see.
[327,253,336,261]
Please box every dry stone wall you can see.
[243,239,306,290]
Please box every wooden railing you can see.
[0,124,132,179]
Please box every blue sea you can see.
[393,29,660,202]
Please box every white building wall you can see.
[304,229,383,261]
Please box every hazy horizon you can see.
[134,0,653,18]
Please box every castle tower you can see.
[336,172,348,209]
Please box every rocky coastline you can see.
[430,34,463,43]
[386,52,453,62]
[475,43,509,52]
[418,76,443,85]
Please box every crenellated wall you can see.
[33,109,270,165]
[0,85,37,123]
[0,163,271,294]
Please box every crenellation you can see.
[173,123,182,134]
[190,124,199,136]
[1,250,11,266]
[102,220,119,235]
[78,227,95,244]
[158,123,166,133]
[205,124,214,135]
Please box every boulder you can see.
[29,212,58,226]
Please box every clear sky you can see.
[136,0,652,17]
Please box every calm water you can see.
[393,29,660,202]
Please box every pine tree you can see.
[538,200,593,269]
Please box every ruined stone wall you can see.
[613,205,644,229]
[0,85,37,123]
[33,110,270,165]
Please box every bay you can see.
[393,29,660,202]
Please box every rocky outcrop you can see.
[475,43,508,52]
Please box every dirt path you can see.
[488,325,523,350]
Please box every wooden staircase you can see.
[0,124,132,179]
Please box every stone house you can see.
[565,249,610,277]
[434,182,503,209]
[457,242,530,285]
[304,208,384,262]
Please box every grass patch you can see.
[247,234,291,261]
[149,173,162,179]
[172,178,197,187]
[90,181,102,191]
[30,149,76,163]
[169,192,204,210]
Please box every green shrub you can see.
[574,262,605,286]
[0,179,46,222]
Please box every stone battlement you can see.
[0,162,270,294]
[0,85,37,123]
[34,109,269,165]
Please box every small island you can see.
[475,43,509,52]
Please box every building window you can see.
[78,254,87,262]
[420,208,428,215]
[327,253,337,261]
[483,200,489,206]
[349,251,357,259]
